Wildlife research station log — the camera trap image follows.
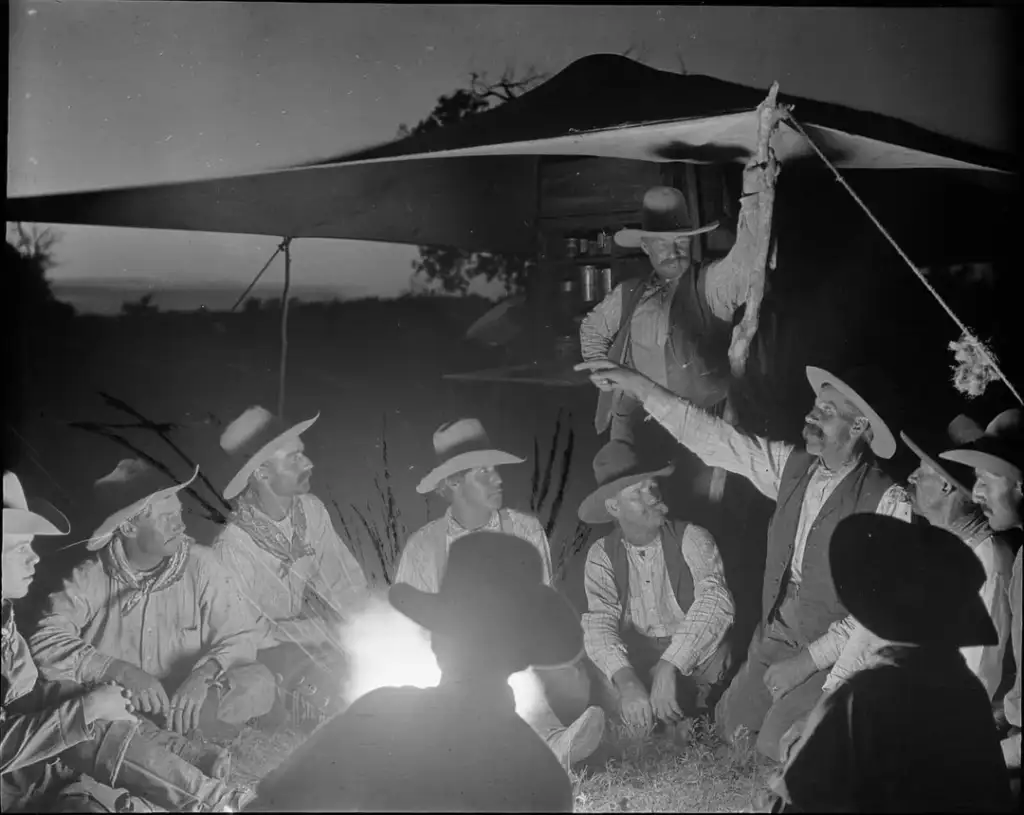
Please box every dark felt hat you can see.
[830,514,997,648]
[940,409,1024,483]
[389,532,583,671]
[613,186,720,248]
[578,441,674,525]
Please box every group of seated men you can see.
[3,367,1021,812]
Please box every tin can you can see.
[579,237,590,256]
[601,266,614,297]
[560,279,576,295]
[566,238,579,258]
[597,231,610,254]
[580,265,598,303]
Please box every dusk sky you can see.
[8,3,1013,310]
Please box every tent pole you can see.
[279,238,294,418]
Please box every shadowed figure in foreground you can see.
[252,531,580,812]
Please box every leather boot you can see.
[62,720,250,813]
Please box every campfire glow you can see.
[338,595,545,718]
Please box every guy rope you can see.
[785,114,1022,407]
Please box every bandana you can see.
[231,492,315,580]
[103,535,191,615]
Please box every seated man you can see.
[397,418,604,766]
[579,441,734,732]
[252,532,577,812]
[29,463,275,752]
[3,471,250,813]
[212,406,370,730]
[771,514,1013,813]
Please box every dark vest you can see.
[603,520,695,626]
[763,450,894,643]
[595,265,733,433]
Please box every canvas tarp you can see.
[7,54,1012,255]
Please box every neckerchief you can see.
[949,511,992,550]
[231,492,315,580]
[103,535,191,615]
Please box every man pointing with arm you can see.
[575,358,911,761]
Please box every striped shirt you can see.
[642,389,912,670]
[582,523,734,680]
[395,508,553,594]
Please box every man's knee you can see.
[215,663,277,725]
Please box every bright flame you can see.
[338,594,546,720]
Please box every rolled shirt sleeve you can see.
[579,283,623,361]
[643,390,792,501]
[29,563,116,684]
[702,191,762,322]
[581,539,632,680]
[660,524,735,675]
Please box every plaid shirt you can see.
[643,390,912,670]
[582,523,734,679]
[395,508,553,593]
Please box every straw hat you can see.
[220,406,319,500]
[830,513,997,647]
[87,462,199,551]
[390,531,583,671]
[940,408,1024,483]
[416,419,524,495]
[806,366,897,459]
[3,471,69,538]
[614,187,719,248]
[578,441,674,525]
[900,414,984,496]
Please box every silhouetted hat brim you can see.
[389,582,583,670]
[806,366,896,459]
[900,431,970,496]
[416,450,524,495]
[578,464,676,525]
[224,415,319,500]
[940,441,1023,482]
[87,466,199,551]
[830,514,997,647]
[614,221,720,248]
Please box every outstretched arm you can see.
[579,283,625,362]
[575,360,792,500]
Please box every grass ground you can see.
[225,715,777,812]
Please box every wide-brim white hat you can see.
[220,406,320,500]
[416,418,524,495]
[3,472,70,537]
[86,464,200,551]
[806,366,897,460]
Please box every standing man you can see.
[212,406,370,731]
[820,415,1014,701]
[30,463,275,749]
[4,471,251,813]
[941,409,1023,777]
[397,418,604,768]
[575,359,912,760]
[578,441,734,733]
[579,162,768,448]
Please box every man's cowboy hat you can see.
[416,419,524,495]
[614,186,720,249]
[578,441,675,525]
[220,406,319,500]
[3,471,69,538]
[806,366,897,459]
[831,514,997,647]
[390,531,583,671]
[86,462,200,551]
[900,415,985,496]
[940,408,1024,482]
